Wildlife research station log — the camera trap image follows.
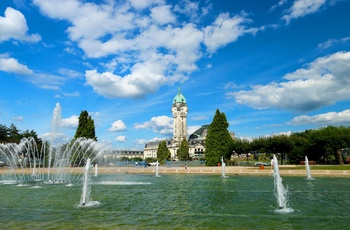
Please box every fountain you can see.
[48,103,62,180]
[94,163,98,177]
[221,157,228,178]
[155,160,160,177]
[273,154,293,213]
[81,158,91,206]
[305,156,313,180]
[77,158,100,207]
[0,103,110,185]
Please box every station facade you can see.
[144,89,207,160]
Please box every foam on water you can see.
[94,181,153,185]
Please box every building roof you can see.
[189,125,209,140]
[173,88,186,104]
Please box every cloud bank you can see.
[33,0,258,99]
[230,51,350,112]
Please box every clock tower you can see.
[171,88,188,147]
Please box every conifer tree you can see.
[205,109,233,166]
[71,110,97,166]
[74,110,97,140]
[157,140,171,163]
[177,138,189,161]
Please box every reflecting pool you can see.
[1,174,349,229]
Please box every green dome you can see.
[173,88,186,104]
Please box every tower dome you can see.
[173,88,186,104]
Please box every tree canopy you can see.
[236,126,350,165]
[177,138,190,161]
[0,123,45,160]
[74,110,97,140]
[0,123,42,144]
[157,140,171,163]
[71,110,97,166]
[205,109,234,166]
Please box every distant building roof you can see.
[189,125,209,140]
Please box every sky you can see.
[1,0,350,150]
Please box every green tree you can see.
[5,123,21,143]
[267,135,292,165]
[74,110,97,140]
[177,138,189,161]
[250,137,268,153]
[308,126,349,165]
[233,139,251,157]
[71,110,97,166]
[288,133,310,164]
[205,109,234,166]
[157,140,171,163]
[0,124,9,142]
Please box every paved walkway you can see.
[1,166,350,177]
[94,166,350,177]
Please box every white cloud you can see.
[289,109,350,126]
[58,68,83,78]
[27,73,65,90]
[62,92,80,97]
[12,115,24,121]
[230,51,350,112]
[187,125,201,136]
[135,138,148,145]
[174,0,199,19]
[150,5,176,25]
[317,36,350,50]
[40,132,70,146]
[108,120,127,132]
[115,135,127,142]
[282,0,327,24]
[85,68,167,98]
[269,0,288,12]
[129,0,165,10]
[33,0,253,99]
[0,57,66,89]
[61,115,79,128]
[134,116,173,135]
[203,13,258,53]
[0,57,33,75]
[0,7,41,43]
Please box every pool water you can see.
[0,174,349,229]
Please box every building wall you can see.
[172,103,188,145]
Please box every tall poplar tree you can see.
[74,110,97,140]
[71,110,97,166]
[157,141,171,163]
[177,138,189,161]
[205,109,233,166]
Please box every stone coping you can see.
[1,166,350,177]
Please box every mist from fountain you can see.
[305,156,313,180]
[273,155,293,213]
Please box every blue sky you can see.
[1,0,350,149]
